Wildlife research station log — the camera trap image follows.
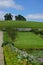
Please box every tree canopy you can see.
[4,13,26,21]
[4,13,13,20]
[15,15,26,21]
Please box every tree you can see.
[4,13,13,20]
[6,27,17,42]
[15,15,26,21]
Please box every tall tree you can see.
[4,13,13,20]
[15,15,26,21]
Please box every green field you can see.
[14,32,43,49]
[3,31,43,65]
[0,21,43,29]
[2,21,43,65]
[4,31,43,49]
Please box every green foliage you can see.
[31,29,43,35]
[15,15,26,21]
[14,32,43,49]
[41,63,43,65]
[2,41,14,47]
[3,45,18,65]
[0,21,43,30]
[4,32,43,49]
[6,27,17,42]
[30,29,43,39]
[2,42,8,47]
[4,13,13,20]
[39,30,43,35]
[3,31,43,65]
[3,44,42,65]
[31,29,39,34]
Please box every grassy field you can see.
[3,21,43,65]
[3,31,43,65]
[3,28,43,65]
[4,31,43,49]
[14,32,43,49]
[0,21,43,29]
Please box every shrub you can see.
[2,41,14,47]
[6,27,17,42]
[41,63,43,65]
[39,30,43,35]
[31,29,39,35]
[2,41,8,47]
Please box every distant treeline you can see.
[4,13,26,21]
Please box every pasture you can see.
[3,31,43,65]
[14,32,43,49]
[4,31,43,49]
[2,21,43,65]
[0,21,43,29]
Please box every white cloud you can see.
[0,11,5,20]
[0,0,23,10]
[26,14,43,20]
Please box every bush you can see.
[6,27,17,42]
[31,29,39,35]
[2,41,14,47]
[2,41,8,47]
[41,63,43,65]
[39,30,43,35]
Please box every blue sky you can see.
[0,0,43,22]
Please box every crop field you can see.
[0,21,43,29]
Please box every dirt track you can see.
[0,31,4,65]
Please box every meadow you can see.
[4,31,43,49]
[2,21,43,65]
[14,32,43,49]
[0,21,43,29]
[3,31,43,65]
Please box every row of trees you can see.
[4,13,26,21]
